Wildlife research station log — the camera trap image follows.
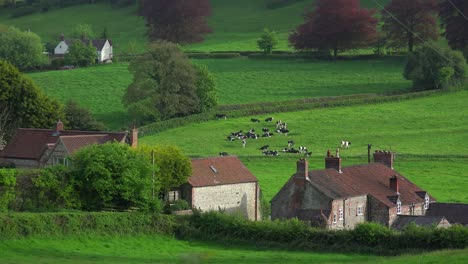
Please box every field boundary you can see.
[139,88,460,137]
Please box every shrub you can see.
[404,43,466,90]
[0,169,16,212]
[352,222,393,246]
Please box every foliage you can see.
[0,27,48,70]
[257,28,278,54]
[382,0,438,52]
[70,23,95,39]
[404,43,466,90]
[439,0,468,57]
[289,0,377,57]
[71,143,152,211]
[193,63,218,113]
[138,0,212,44]
[0,169,16,212]
[167,199,190,212]
[64,100,106,131]
[100,26,108,39]
[137,145,191,194]
[32,165,81,210]
[0,60,65,143]
[123,42,200,124]
[64,39,97,67]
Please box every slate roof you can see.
[0,128,126,161]
[391,215,447,230]
[64,39,110,51]
[425,203,468,225]
[189,156,258,187]
[272,163,431,208]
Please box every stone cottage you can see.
[175,156,261,221]
[271,150,435,229]
[0,120,137,168]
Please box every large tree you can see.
[439,0,468,57]
[289,0,377,58]
[0,60,64,144]
[123,41,216,124]
[0,27,48,70]
[138,0,212,44]
[382,0,438,52]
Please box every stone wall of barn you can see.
[192,182,260,221]
[2,158,38,169]
[328,195,368,230]
[368,196,390,226]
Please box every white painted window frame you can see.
[339,208,343,220]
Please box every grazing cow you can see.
[251,118,260,123]
[262,128,269,132]
[260,145,269,150]
[242,139,246,148]
[265,117,274,122]
[262,132,273,137]
[263,150,279,156]
[304,151,312,157]
[215,114,227,120]
[299,146,308,154]
[227,136,236,141]
[277,128,289,136]
[288,140,295,147]
[341,141,351,149]
[219,152,229,156]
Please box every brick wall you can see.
[192,182,260,221]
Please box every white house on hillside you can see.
[54,35,113,63]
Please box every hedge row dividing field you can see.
[28,57,409,129]
[140,90,468,202]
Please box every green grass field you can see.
[140,90,468,202]
[29,57,409,129]
[0,0,390,53]
[1,234,467,264]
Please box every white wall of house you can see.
[192,182,260,221]
[98,40,113,62]
[54,41,69,55]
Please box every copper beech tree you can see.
[289,0,377,58]
[439,0,468,56]
[139,0,212,44]
[382,0,438,52]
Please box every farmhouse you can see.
[175,156,261,221]
[271,150,435,229]
[54,34,113,63]
[0,120,137,168]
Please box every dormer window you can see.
[424,194,430,210]
[396,200,402,215]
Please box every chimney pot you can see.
[325,151,342,173]
[373,150,394,169]
[389,175,399,194]
[130,127,138,148]
[55,119,64,133]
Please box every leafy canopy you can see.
[439,0,468,57]
[382,0,438,52]
[257,28,278,54]
[64,100,106,131]
[0,27,48,70]
[139,0,212,44]
[289,0,377,57]
[65,40,97,67]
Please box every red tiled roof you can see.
[273,162,431,208]
[189,156,258,187]
[0,128,126,161]
[59,135,109,155]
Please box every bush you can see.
[10,6,38,18]
[404,43,466,90]
[167,199,190,213]
[352,222,393,247]
[0,169,16,212]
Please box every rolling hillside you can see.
[140,90,468,202]
[0,0,390,52]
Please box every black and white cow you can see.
[265,117,274,122]
[251,118,261,123]
[219,152,229,156]
[341,141,351,149]
[215,114,227,120]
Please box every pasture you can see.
[29,57,409,129]
[0,234,467,264]
[0,0,390,53]
[140,90,468,202]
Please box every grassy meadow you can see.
[140,90,468,202]
[29,57,410,129]
[1,234,467,264]
[0,0,390,53]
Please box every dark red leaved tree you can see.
[289,0,377,58]
[382,0,438,52]
[439,0,468,54]
[139,0,212,44]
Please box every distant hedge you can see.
[0,169,16,212]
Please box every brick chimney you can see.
[389,175,399,194]
[373,150,394,169]
[130,127,138,148]
[296,158,309,180]
[325,149,342,173]
[55,119,64,133]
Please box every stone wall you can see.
[328,195,367,230]
[192,182,260,221]
[2,158,38,169]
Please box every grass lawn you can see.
[29,57,409,129]
[0,0,390,53]
[140,90,468,202]
[0,235,467,264]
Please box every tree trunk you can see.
[408,34,414,52]
[333,47,338,59]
